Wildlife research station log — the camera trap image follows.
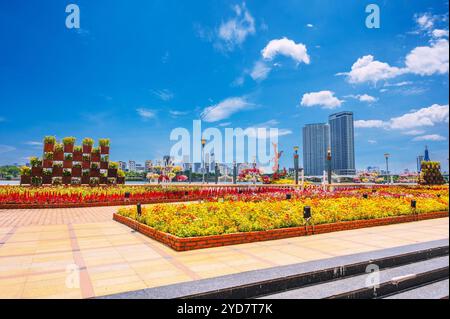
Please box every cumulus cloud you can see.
[338,55,404,84]
[389,104,449,129]
[301,91,343,109]
[415,13,436,31]
[354,120,386,128]
[412,134,447,141]
[136,108,157,120]
[432,29,449,38]
[262,37,310,65]
[355,104,449,136]
[201,97,253,122]
[217,3,255,51]
[151,89,174,101]
[405,39,449,76]
[346,94,377,103]
[250,60,272,81]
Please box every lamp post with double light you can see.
[384,153,390,184]
[201,138,206,184]
[294,146,299,185]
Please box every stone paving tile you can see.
[0,205,448,299]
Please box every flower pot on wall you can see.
[100,177,108,184]
[20,175,31,185]
[62,176,71,185]
[100,146,110,154]
[83,145,92,153]
[53,167,63,176]
[81,176,90,184]
[53,151,64,161]
[117,177,125,184]
[44,143,54,152]
[91,153,100,162]
[82,161,90,169]
[63,160,73,168]
[72,167,82,177]
[108,168,118,177]
[31,167,42,177]
[90,169,100,177]
[43,160,53,168]
[100,161,108,169]
[73,151,82,161]
[42,176,52,185]
[64,144,74,153]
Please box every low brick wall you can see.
[113,210,449,251]
[0,197,202,209]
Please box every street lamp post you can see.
[232,161,237,184]
[201,138,206,184]
[327,147,332,185]
[293,146,299,185]
[214,163,219,184]
[384,153,390,184]
[188,163,192,184]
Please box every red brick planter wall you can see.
[113,211,449,251]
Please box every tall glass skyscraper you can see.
[328,112,356,175]
[302,123,330,176]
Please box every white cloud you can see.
[0,145,15,154]
[402,130,426,136]
[201,97,253,122]
[384,81,413,87]
[413,134,447,141]
[415,13,435,31]
[262,37,310,65]
[306,24,314,28]
[432,29,449,38]
[389,104,449,129]
[169,110,188,117]
[25,141,43,146]
[301,91,343,109]
[218,3,255,50]
[339,55,404,84]
[367,139,377,144]
[218,122,232,127]
[250,60,272,81]
[152,89,174,101]
[354,120,386,128]
[346,94,377,103]
[136,108,157,120]
[405,39,449,76]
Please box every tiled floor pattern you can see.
[0,206,448,299]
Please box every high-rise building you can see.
[328,111,356,175]
[205,153,210,173]
[145,160,153,172]
[417,155,424,172]
[193,162,201,173]
[128,160,136,172]
[302,123,330,176]
[118,161,127,171]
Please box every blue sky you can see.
[0,0,448,173]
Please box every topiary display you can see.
[418,161,445,185]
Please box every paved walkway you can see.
[0,206,448,299]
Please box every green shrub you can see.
[109,162,119,169]
[44,152,53,160]
[74,145,82,152]
[54,143,63,152]
[82,138,94,146]
[99,138,110,147]
[64,153,73,161]
[63,169,71,176]
[62,137,76,145]
[44,136,56,144]
[20,166,31,176]
[30,157,41,167]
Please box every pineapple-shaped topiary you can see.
[418,161,445,185]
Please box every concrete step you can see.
[383,279,449,299]
[261,256,448,299]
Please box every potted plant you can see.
[82,138,94,153]
[82,154,91,169]
[117,169,125,184]
[72,162,82,177]
[43,152,53,168]
[53,162,63,176]
[81,169,90,184]
[89,177,100,186]
[62,168,72,184]
[99,138,110,154]
[108,162,118,177]
[91,147,101,162]
[107,177,116,185]
[43,136,56,152]
[20,166,31,185]
[90,162,100,177]
[63,153,73,168]
[73,145,83,161]
[30,156,43,176]
[71,177,81,185]
[52,177,62,185]
[31,176,42,187]
[42,168,52,184]
[53,143,64,161]
[62,136,76,153]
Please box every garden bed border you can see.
[113,211,449,251]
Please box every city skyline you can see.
[0,1,448,173]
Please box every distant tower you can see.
[424,146,430,162]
